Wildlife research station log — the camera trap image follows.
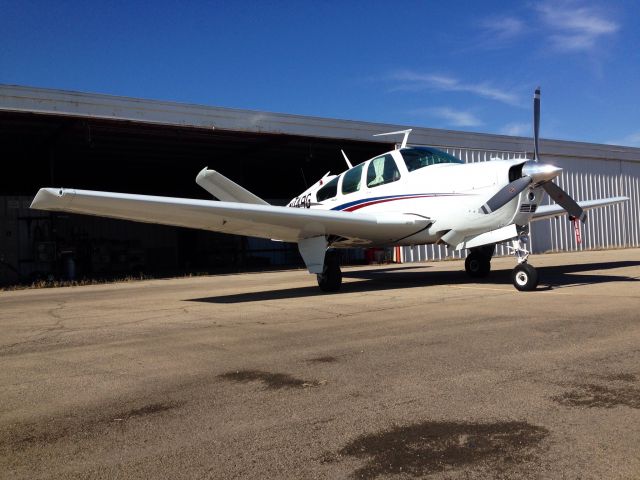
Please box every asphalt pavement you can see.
[1,248,639,479]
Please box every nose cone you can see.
[522,162,563,183]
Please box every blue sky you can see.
[2,1,639,146]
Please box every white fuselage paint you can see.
[288,150,543,249]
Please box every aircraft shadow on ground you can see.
[186,260,640,304]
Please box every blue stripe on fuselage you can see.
[329,193,461,211]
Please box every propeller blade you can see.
[533,87,540,161]
[542,181,587,222]
[480,176,532,214]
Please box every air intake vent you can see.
[509,163,525,182]
[520,204,537,213]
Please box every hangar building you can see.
[1,85,639,285]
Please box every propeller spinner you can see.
[481,87,586,222]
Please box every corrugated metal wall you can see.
[532,154,640,253]
[401,146,640,262]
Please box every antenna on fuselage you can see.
[373,129,413,149]
[341,149,353,169]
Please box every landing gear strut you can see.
[508,230,539,291]
[317,250,342,292]
[465,244,494,278]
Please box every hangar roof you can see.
[2,84,639,163]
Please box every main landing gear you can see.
[464,244,495,278]
[317,250,342,292]
[508,231,539,292]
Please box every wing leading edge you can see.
[30,188,431,245]
[531,196,628,222]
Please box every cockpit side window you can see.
[341,163,365,195]
[401,147,463,172]
[316,176,339,201]
[366,154,401,188]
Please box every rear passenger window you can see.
[316,176,339,201]
[341,163,364,195]
[367,154,401,188]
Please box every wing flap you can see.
[456,224,519,250]
[31,188,430,244]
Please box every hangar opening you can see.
[0,106,391,285]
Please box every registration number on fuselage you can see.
[288,194,311,209]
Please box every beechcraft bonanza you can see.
[31,88,628,291]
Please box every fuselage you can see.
[288,147,543,248]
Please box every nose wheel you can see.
[512,263,538,291]
[507,231,539,291]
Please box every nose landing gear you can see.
[512,263,539,291]
[507,231,539,291]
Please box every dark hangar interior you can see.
[0,109,391,285]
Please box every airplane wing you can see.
[30,188,431,244]
[531,196,628,222]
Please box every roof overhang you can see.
[2,84,639,162]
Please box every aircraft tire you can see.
[317,251,342,292]
[317,265,342,292]
[512,263,539,291]
[465,252,491,278]
[476,244,496,259]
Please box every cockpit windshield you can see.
[400,147,463,172]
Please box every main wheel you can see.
[512,263,539,291]
[465,252,491,278]
[477,244,496,259]
[317,251,342,292]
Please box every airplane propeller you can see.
[541,180,587,222]
[481,87,586,222]
[533,87,540,161]
[480,176,532,214]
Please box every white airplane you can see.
[31,89,627,292]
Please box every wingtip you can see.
[30,187,73,211]
[196,167,210,184]
[196,167,220,185]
